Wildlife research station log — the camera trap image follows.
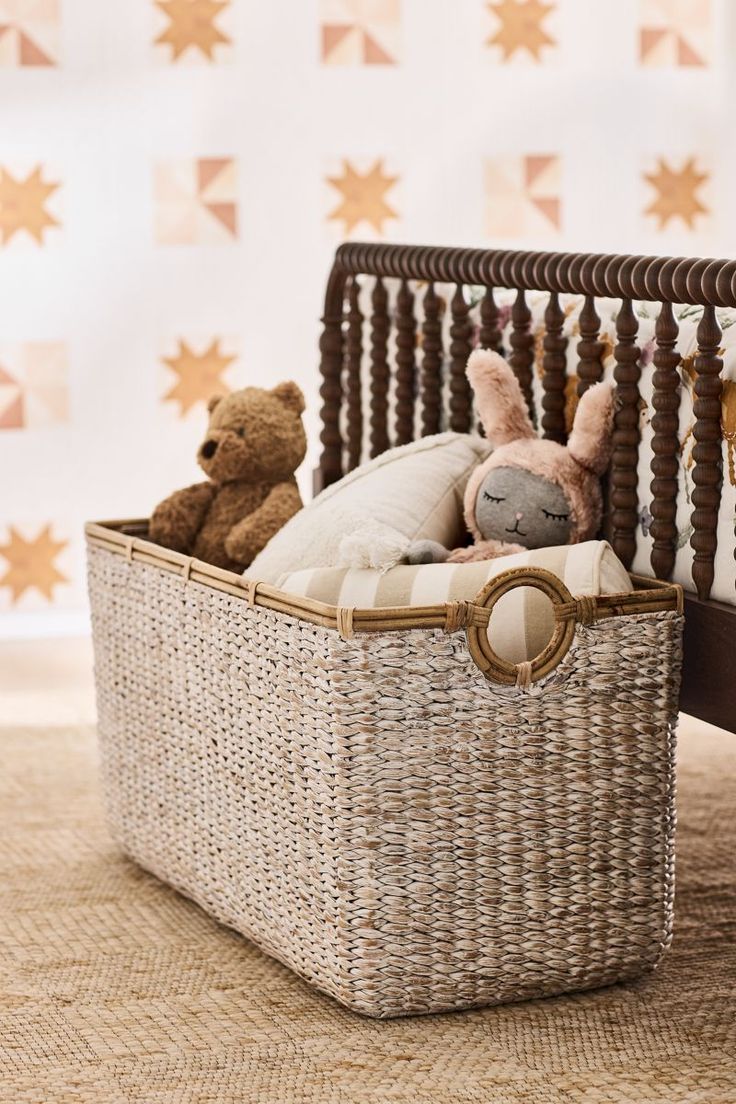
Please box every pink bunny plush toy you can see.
[408,349,615,565]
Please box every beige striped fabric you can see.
[277,541,633,663]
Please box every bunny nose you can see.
[515,512,524,521]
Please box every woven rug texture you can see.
[1,723,734,1104]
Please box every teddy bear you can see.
[408,349,614,564]
[149,382,307,572]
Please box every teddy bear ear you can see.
[207,395,223,414]
[466,349,535,446]
[271,381,305,415]
[567,380,615,476]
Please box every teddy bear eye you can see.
[483,493,505,503]
[542,509,569,522]
[235,427,245,438]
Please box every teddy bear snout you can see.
[201,439,218,460]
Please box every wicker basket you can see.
[86,520,683,1019]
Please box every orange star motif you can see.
[487,0,556,61]
[162,338,236,415]
[155,0,230,61]
[327,159,399,236]
[0,524,68,604]
[0,166,59,245]
[644,157,709,230]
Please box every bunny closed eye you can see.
[475,467,573,550]
[439,349,613,564]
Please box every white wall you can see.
[0,0,727,636]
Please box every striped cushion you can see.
[277,541,632,663]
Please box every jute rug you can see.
[1,724,734,1104]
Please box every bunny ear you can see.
[567,380,615,475]
[466,349,535,446]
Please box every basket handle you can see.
[463,566,579,687]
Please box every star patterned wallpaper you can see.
[486,0,557,62]
[154,0,233,62]
[0,1,60,66]
[0,0,734,634]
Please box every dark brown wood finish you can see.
[576,295,604,396]
[479,286,503,353]
[509,288,535,418]
[369,276,390,458]
[420,283,443,437]
[610,298,642,570]
[690,305,724,602]
[315,265,347,494]
[681,592,736,731]
[541,291,567,444]
[316,243,736,732]
[649,301,681,580]
[394,279,417,446]
[448,284,473,432]
[345,276,364,472]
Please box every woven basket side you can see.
[325,611,681,1016]
[88,543,682,1018]
[88,545,351,999]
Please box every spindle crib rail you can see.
[315,243,736,731]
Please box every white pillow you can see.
[276,541,633,663]
[247,432,491,584]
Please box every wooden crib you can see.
[314,243,736,732]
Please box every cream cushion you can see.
[247,432,491,584]
[276,540,633,663]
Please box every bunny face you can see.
[475,466,573,549]
[463,350,615,551]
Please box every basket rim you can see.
[85,519,684,636]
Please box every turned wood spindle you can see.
[577,294,604,396]
[449,284,473,433]
[541,291,567,444]
[369,277,391,459]
[649,301,682,581]
[420,283,443,436]
[394,279,417,446]
[345,277,364,472]
[690,304,724,601]
[479,286,503,353]
[317,284,346,489]
[610,298,642,569]
[509,289,535,420]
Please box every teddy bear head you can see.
[464,350,615,548]
[198,383,307,484]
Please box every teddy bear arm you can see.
[446,539,526,564]
[224,481,303,566]
[149,482,216,554]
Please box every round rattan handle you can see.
[466,567,576,687]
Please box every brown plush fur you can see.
[149,383,307,572]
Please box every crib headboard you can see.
[315,243,736,733]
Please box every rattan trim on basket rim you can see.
[86,519,684,649]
